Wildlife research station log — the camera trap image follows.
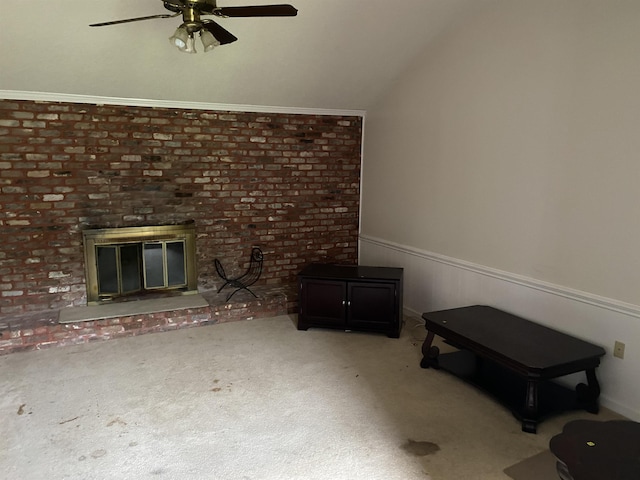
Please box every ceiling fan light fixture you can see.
[184,34,197,53]
[169,24,193,52]
[200,29,221,52]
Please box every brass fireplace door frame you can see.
[82,224,198,305]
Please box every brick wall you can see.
[0,99,362,316]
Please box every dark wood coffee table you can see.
[549,419,640,479]
[420,305,606,433]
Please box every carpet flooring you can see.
[0,314,624,479]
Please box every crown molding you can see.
[0,90,366,118]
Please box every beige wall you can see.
[361,0,640,306]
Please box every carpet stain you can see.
[91,449,107,459]
[107,417,127,427]
[17,404,26,415]
[401,439,440,457]
[211,381,233,392]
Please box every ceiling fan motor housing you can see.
[163,0,218,15]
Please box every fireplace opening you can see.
[83,224,197,304]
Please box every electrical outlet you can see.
[613,341,625,359]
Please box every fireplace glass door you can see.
[96,240,187,298]
[96,244,142,295]
[143,241,186,289]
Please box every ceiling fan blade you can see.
[214,4,298,18]
[202,21,238,45]
[90,12,181,27]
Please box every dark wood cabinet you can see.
[297,264,403,338]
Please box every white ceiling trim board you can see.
[0,90,366,118]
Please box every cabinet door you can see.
[347,282,397,331]
[300,279,347,328]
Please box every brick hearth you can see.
[0,285,295,356]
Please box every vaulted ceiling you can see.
[0,0,490,111]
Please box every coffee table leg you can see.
[522,379,539,433]
[420,330,440,368]
[576,368,601,414]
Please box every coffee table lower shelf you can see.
[423,348,596,433]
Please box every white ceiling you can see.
[1,0,488,111]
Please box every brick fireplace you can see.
[0,98,362,352]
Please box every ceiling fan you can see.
[90,0,298,53]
